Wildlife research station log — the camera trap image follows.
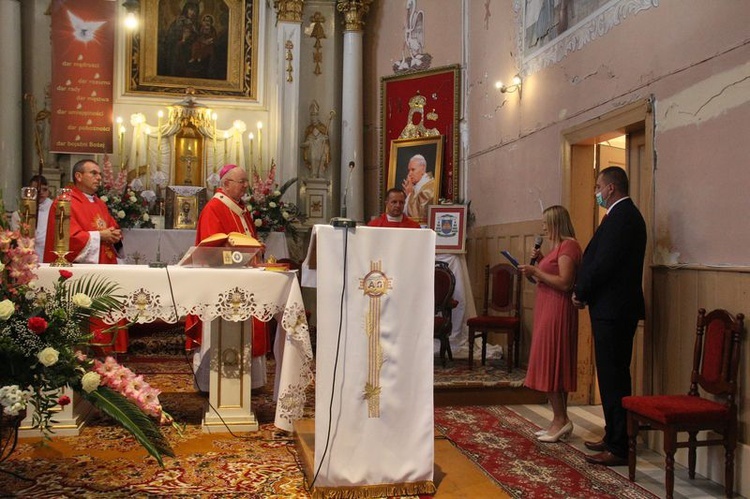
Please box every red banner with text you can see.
[50,0,115,154]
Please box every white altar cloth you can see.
[312,225,435,491]
[34,264,313,432]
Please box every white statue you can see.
[301,100,334,178]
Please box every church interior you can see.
[1,0,749,497]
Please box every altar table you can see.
[120,228,290,265]
[34,264,313,432]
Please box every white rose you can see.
[100,195,108,203]
[0,300,14,321]
[81,372,101,393]
[269,202,277,208]
[37,347,60,367]
[282,211,290,220]
[117,210,126,219]
[0,262,4,272]
[129,196,137,203]
[72,293,93,308]
[142,213,150,221]
[254,219,262,227]
[273,190,281,197]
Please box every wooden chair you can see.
[622,308,744,499]
[434,261,457,367]
[466,263,521,373]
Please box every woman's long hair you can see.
[544,205,576,242]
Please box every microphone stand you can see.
[331,161,356,228]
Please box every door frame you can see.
[562,98,656,402]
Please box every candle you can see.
[143,126,151,189]
[156,110,163,170]
[257,121,263,175]
[212,112,218,172]
[224,131,230,165]
[116,116,124,169]
[248,132,254,174]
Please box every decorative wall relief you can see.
[393,0,432,73]
[515,0,659,76]
[306,12,327,76]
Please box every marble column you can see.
[335,0,372,222]
[0,0,23,211]
[274,0,304,200]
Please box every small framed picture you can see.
[428,204,467,253]
[388,135,443,223]
[165,186,207,230]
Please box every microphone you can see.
[526,235,543,283]
[529,235,543,266]
[331,160,357,228]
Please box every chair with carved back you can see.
[466,263,521,373]
[622,308,744,499]
[434,261,457,367]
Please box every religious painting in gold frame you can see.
[126,0,259,99]
[165,186,207,230]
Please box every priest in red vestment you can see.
[186,164,270,389]
[43,159,127,352]
[367,188,422,228]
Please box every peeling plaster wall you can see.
[365,0,750,266]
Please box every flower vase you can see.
[0,409,26,464]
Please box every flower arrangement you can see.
[98,154,154,229]
[0,212,174,465]
[247,162,304,239]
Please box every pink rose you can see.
[28,316,48,334]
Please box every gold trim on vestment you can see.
[311,480,436,499]
[359,261,392,418]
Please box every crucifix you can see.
[180,145,197,185]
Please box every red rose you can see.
[28,316,48,334]
[57,395,71,406]
[59,270,73,279]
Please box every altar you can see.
[120,228,291,265]
[34,264,312,433]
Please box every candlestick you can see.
[157,110,163,171]
[224,131,230,165]
[257,122,263,172]
[248,132,254,175]
[116,116,124,169]
[213,113,218,172]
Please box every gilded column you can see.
[0,0,22,211]
[336,0,372,222]
[273,1,304,195]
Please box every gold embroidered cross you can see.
[358,260,392,418]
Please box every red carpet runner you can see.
[434,405,658,499]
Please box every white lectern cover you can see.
[312,225,436,494]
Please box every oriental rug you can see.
[434,405,658,499]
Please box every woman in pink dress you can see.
[519,205,582,443]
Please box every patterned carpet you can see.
[434,405,658,499]
[0,355,653,497]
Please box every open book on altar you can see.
[197,232,263,248]
[178,232,263,268]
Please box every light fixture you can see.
[495,74,523,100]
[122,0,140,30]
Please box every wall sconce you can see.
[122,0,140,30]
[495,74,523,100]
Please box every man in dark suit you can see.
[572,166,647,466]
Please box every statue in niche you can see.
[301,100,335,178]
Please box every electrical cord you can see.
[308,227,350,490]
[162,265,284,441]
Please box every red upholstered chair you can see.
[466,263,521,373]
[434,261,457,367]
[622,308,744,499]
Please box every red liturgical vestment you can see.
[367,213,421,228]
[43,186,127,353]
[184,190,270,357]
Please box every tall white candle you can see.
[156,110,163,170]
[257,121,263,175]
